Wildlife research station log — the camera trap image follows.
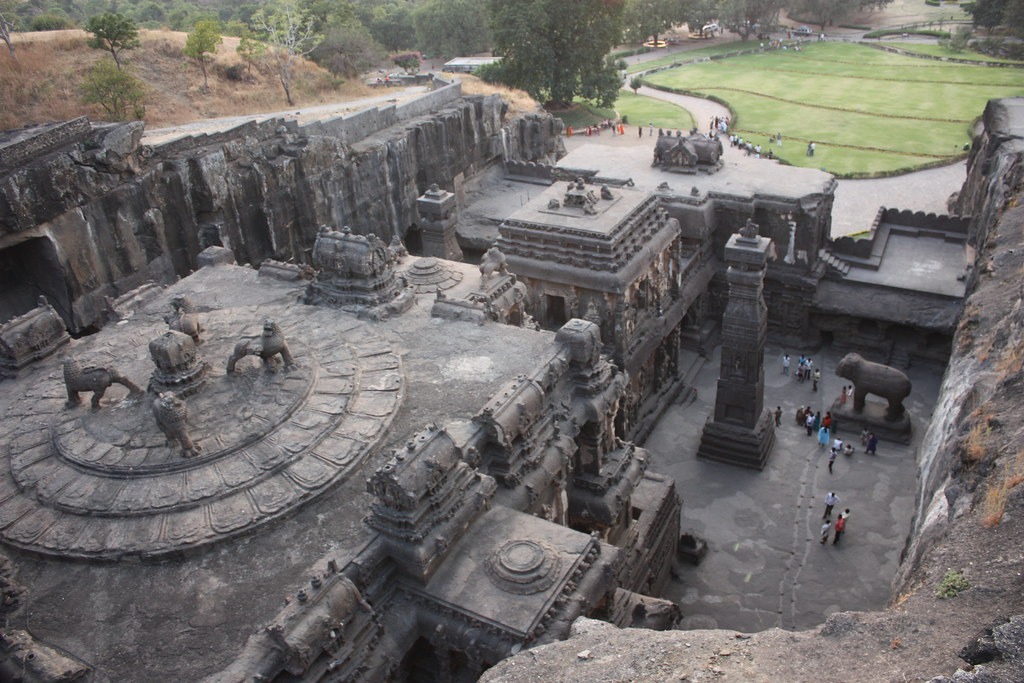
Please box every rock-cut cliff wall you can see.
[0,93,562,334]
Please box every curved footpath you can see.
[627,85,966,236]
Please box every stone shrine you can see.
[697,224,776,469]
[415,183,463,261]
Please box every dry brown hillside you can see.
[0,29,378,130]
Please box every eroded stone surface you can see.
[0,270,403,560]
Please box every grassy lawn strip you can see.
[879,42,1024,64]
[614,91,695,131]
[625,40,761,74]
[552,100,617,129]
[640,42,1022,173]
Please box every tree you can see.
[964,0,1008,30]
[85,13,141,70]
[251,0,322,106]
[488,0,625,108]
[719,0,786,40]
[354,0,416,52]
[393,51,419,73]
[629,75,643,94]
[81,59,146,120]
[237,32,267,76]
[184,20,223,89]
[309,19,383,77]
[623,0,682,44]
[790,0,893,30]
[412,0,492,60]
[1,0,18,61]
[679,0,720,38]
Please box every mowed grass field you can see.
[642,42,1024,175]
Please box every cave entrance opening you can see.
[0,236,72,329]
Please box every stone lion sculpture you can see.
[62,357,143,410]
[479,247,508,280]
[226,319,295,373]
[152,392,201,458]
[165,296,202,345]
[835,352,911,421]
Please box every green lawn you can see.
[881,42,1024,64]
[642,42,1024,176]
[625,41,762,74]
[614,91,695,131]
[552,100,618,129]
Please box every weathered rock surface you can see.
[0,94,561,334]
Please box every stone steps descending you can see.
[818,248,851,277]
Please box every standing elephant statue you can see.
[835,353,911,421]
[62,357,143,410]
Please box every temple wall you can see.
[0,93,561,334]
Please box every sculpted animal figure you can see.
[152,392,201,458]
[835,352,912,421]
[165,296,202,344]
[226,319,295,374]
[479,247,508,280]
[62,357,142,410]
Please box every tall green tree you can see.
[964,0,1008,30]
[251,0,322,106]
[85,12,141,70]
[81,58,146,120]
[185,20,223,89]
[237,31,267,76]
[719,0,786,39]
[790,0,893,30]
[412,0,491,60]
[488,0,625,108]
[623,0,682,44]
[680,0,720,37]
[354,0,416,52]
[310,18,383,77]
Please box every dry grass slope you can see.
[1,29,378,129]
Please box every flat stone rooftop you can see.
[842,231,968,298]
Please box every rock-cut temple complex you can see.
[0,77,1021,682]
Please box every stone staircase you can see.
[818,248,851,277]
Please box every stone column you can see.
[697,229,776,469]
[416,184,463,261]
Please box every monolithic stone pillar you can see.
[697,227,775,469]
[416,184,463,262]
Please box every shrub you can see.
[936,569,970,598]
[30,13,75,31]
[223,64,247,82]
[81,60,146,121]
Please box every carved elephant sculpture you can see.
[62,357,142,410]
[835,352,911,421]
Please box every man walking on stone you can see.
[774,406,782,426]
[823,491,839,518]
[833,509,849,545]
[820,518,832,544]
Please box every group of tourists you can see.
[781,352,887,549]
[820,494,850,545]
[566,120,626,137]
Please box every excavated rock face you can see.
[0,97,561,334]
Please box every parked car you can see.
[794,25,812,36]
[702,23,721,35]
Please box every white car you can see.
[702,23,720,35]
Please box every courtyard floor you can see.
[644,344,942,632]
